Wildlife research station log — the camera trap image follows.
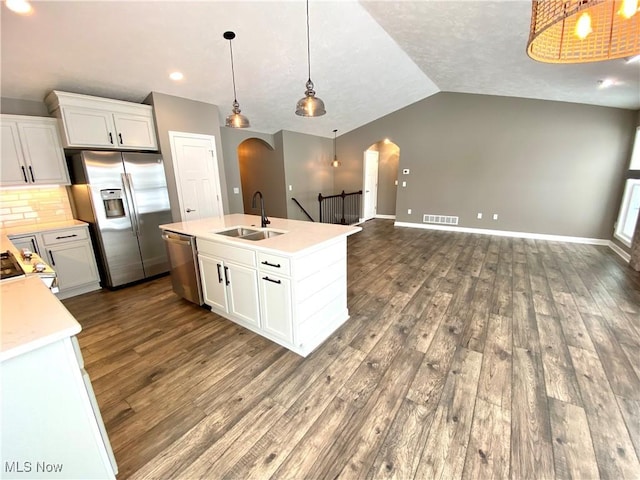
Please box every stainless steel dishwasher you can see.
[161,230,203,305]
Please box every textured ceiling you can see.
[1,1,638,138]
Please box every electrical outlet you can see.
[402,181,407,187]
[477,213,482,219]
[288,185,293,191]
[493,214,498,220]
[233,187,240,194]
[408,208,412,214]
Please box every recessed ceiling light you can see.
[169,71,184,81]
[6,0,33,14]
[598,78,618,89]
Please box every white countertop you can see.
[0,275,81,362]
[4,219,88,236]
[0,221,81,362]
[161,214,362,255]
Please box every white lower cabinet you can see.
[46,242,98,292]
[199,254,228,311]
[225,262,260,327]
[40,226,100,299]
[10,225,101,300]
[198,240,260,329]
[259,273,293,344]
[196,237,349,357]
[1,337,117,479]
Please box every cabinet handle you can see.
[262,276,282,284]
[55,234,78,240]
[28,166,35,182]
[48,250,55,266]
[108,132,114,144]
[261,261,281,268]
[119,133,123,144]
[216,264,223,283]
[224,266,230,285]
[20,166,28,183]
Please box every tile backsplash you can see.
[0,186,74,229]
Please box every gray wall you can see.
[1,97,50,116]
[335,92,637,240]
[145,92,227,222]
[220,127,275,214]
[238,138,287,218]
[279,130,334,222]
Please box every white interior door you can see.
[363,149,379,221]
[169,131,223,221]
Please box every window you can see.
[630,127,640,170]
[615,179,640,246]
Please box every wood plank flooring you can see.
[62,219,640,479]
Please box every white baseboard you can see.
[608,241,631,263]
[375,214,396,220]
[393,221,610,246]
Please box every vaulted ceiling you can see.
[2,1,639,138]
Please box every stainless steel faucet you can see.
[251,191,270,228]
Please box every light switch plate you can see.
[233,187,239,194]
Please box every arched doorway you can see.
[238,138,287,219]
[363,139,400,221]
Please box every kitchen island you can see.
[161,214,361,357]
[0,276,117,479]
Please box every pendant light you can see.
[331,129,340,167]
[527,0,640,63]
[223,31,250,128]
[295,0,326,117]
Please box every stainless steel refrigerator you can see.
[67,151,172,288]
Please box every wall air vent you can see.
[423,214,459,225]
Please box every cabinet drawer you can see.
[257,252,291,276]
[41,227,88,246]
[198,239,255,267]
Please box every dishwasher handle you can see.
[162,233,193,247]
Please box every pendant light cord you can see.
[306,0,311,81]
[228,40,238,102]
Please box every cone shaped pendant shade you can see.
[295,0,326,117]
[224,31,250,128]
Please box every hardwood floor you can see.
[62,219,640,479]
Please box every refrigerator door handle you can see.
[121,173,139,236]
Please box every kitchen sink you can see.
[215,227,260,237]
[241,230,285,241]
[214,226,286,241]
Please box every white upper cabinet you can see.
[45,90,158,151]
[0,115,70,187]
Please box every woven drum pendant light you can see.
[295,0,326,117]
[224,31,250,128]
[527,0,640,63]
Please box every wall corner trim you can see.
[608,241,631,263]
[393,221,610,246]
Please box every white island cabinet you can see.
[0,277,117,479]
[162,214,361,357]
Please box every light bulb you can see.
[575,12,592,39]
[6,0,33,14]
[620,0,638,18]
